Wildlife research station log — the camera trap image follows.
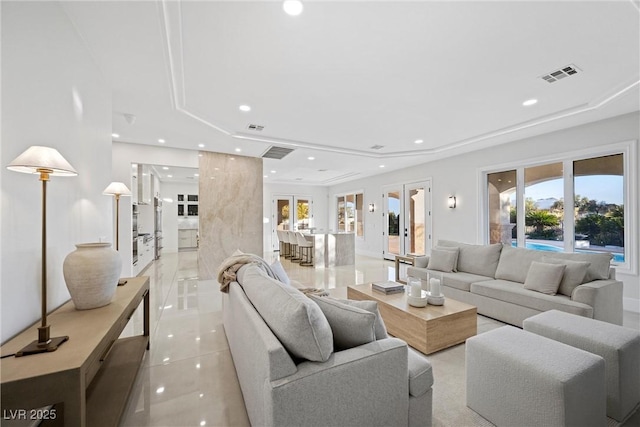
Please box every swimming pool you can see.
[512,241,625,263]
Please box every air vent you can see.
[540,64,580,83]
[261,146,294,160]
[370,145,384,150]
[247,124,264,131]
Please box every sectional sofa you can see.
[407,240,623,327]
[222,263,434,427]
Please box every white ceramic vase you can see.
[63,243,121,310]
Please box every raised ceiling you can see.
[61,1,640,185]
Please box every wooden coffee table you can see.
[347,283,477,354]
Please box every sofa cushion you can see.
[239,265,334,362]
[437,240,502,277]
[495,244,546,283]
[427,247,459,273]
[308,295,376,351]
[407,347,434,397]
[434,270,493,292]
[470,279,593,318]
[548,251,612,282]
[332,298,388,340]
[541,257,590,297]
[523,261,566,295]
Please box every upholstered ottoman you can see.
[466,326,606,427]
[524,309,640,421]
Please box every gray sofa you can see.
[407,240,623,327]
[222,263,434,427]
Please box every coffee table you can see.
[347,283,477,354]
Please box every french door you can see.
[382,181,431,260]
[271,196,313,250]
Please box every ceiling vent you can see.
[261,146,294,160]
[247,124,264,131]
[370,145,384,150]
[540,64,580,83]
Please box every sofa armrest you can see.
[572,279,623,325]
[268,338,410,426]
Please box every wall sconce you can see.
[448,196,457,209]
[368,203,376,213]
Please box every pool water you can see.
[512,241,625,263]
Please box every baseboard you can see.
[357,249,385,259]
[623,297,640,313]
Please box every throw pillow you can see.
[437,240,502,277]
[239,265,333,361]
[308,295,376,351]
[523,261,566,295]
[427,248,459,273]
[333,298,388,339]
[270,260,291,286]
[434,246,459,271]
[541,257,590,297]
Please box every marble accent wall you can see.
[198,152,263,279]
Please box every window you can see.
[484,145,633,272]
[337,192,364,236]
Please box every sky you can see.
[523,176,624,205]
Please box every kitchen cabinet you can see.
[135,236,155,274]
[178,229,198,249]
[137,165,152,205]
[131,170,138,205]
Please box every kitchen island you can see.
[306,231,355,267]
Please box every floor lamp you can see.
[103,182,132,251]
[7,146,77,356]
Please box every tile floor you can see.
[120,250,640,427]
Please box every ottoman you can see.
[524,309,640,421]
[466,326,606,427]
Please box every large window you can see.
[337,192,364,236]
[485,148,632,270]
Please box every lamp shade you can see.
[7,146,77,176]
[103,182,132,196]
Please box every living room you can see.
[1,1,639,426]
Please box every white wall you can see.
[263,183,330,253]
[329,112,640,312]
[111,142,199,276]
[161,182,199,253]
[1,2,112,342]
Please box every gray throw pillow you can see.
[240,265,333,361]
[523,261,566,295]
[270,260,290,286]
[541,256,590,297]
[308,295,376,351]
[437,240,502,277]
[334,298,388,339]
[427,248,459,273]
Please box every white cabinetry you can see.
[136,236,155,274]
[178,229,198,249]
[138,165,152,205]
[131,169,138,205]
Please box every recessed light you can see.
[239,105,251,112]
[162,166,169,170]
[264,175,268,178]
[198,143,205,148]
[307,156,315,160]
[167,175,173,178]
[112,133,120,138]
[270,170,276,174]
[235,148,241,152]
[158,139,165,143]
[522,99,538,106]
[194,173,199,177]
[283,0,303,16]
[414,139,424,144]
[156,387,165,394]
[379,165,385,168]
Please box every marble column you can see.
[198,152,263,279]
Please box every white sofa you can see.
[222,263,434,427]
[407,240,623,327]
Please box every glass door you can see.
[271,196,313,250]
[383,181,430,260]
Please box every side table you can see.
[1,276,150,427]
[394,254,424,284]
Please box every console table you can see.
[1,276,150,427]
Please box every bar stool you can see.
[296,232,314,266]
[280,230,291,258]
[288,231,301,262]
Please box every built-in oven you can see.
[132,204,139,239]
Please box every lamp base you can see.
[15,335,69,357]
